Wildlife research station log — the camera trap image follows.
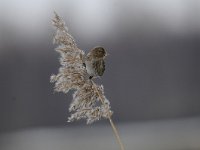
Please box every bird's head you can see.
[91,46,107,59]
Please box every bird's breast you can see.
[85,60,97,76]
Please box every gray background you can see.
[0,0,200,149]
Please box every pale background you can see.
[0,0,200,150]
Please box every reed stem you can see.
[91,80,125,150]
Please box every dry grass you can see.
[50,12,124,150]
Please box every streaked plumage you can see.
[85,47,107,79]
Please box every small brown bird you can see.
[84,46,107,79]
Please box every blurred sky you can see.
[0,0,200,133]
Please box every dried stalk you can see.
[50,12,125,150]
[91,80,125,150]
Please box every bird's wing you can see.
[93,59,105,76]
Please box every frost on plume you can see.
[50,12,113,124]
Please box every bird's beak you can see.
[105,52,109,57]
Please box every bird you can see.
[52,12,108,80]
[84,46,107,79]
